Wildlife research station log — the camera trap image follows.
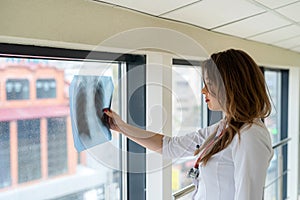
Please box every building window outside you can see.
[6,79,30,100]
[47,117,67,177]
[36,79,56,99]
[17,119,41,183]
[172,65,203,193]
[0,121,11,188]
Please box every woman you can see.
[104,49,274,200]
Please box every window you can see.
[265,71,282,144]
[17,119,41,183]
[264,69,289,200]
[36,79,56,99]
[6,79,29,100]
[47,117,67,177]
[172,63,204,193]
[0,55,123,199]
[0,44,145,200]
[264,70,281,200]
[0,122,11,188]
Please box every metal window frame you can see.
[280,69,289,199]
[126,55,147,200]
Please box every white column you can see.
[146,52,172,200]
[287,67,300,200]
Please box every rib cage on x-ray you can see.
[69,76,114,152]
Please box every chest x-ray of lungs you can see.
[69,75,114,152]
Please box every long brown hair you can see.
[200,49,271,165]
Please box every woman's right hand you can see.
[103,109,163,153]
[103,109,126,133]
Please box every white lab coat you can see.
[162,119,274,200]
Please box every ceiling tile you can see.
[276,1,300,22]
[96,0,199,16]
[274,35,300,48]
[249,24,300,44]
[254,0,298,9]
[161,0,265,29]
[213,12,291,38]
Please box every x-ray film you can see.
[69,76,114,152]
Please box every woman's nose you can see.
[201,87,207,94]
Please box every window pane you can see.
[6,79,29,100]
[17,119,41,183]
[47,117,67,177]
[36,79,56,99]
[0,57,122,200]
[264,70,282,200]
[172,65,203,192]
[0,122,11,188]
[265,71,281,143]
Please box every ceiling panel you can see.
[96,0,199,16]
[274,35,300,49]
[249,24,300,44]
[93,0,300,53]
[161,0,265,29]
[253,0,298,9]
[276,1,300,22]
[213,12,291,38]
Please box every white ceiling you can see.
[93,0,300,53]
